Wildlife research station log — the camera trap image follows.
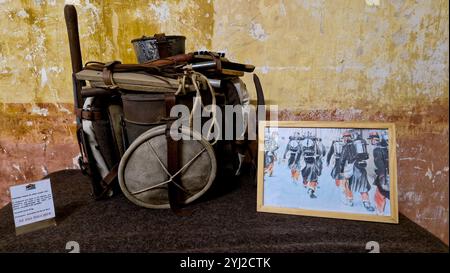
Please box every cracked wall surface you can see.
[0,0,448,244]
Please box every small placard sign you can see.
[10,178,56,235]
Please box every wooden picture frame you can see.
[257,121,398,223]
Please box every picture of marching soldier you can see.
[281,132,326,199]
[263,127,392,216]
[282,132,302,184]
[368,131,390,215]
[263,130,279,177]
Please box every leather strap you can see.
[253,74,266,183]
[210,52,222,72]
[102,61,121,89]
[253,74,266,121]
[164,94,191,215]
[96,164,119,200]
[75,108,103,121]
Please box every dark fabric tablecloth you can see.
[0,170,448,253]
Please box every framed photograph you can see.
[257,121,398,223]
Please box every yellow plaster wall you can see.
[0,0,214,103]
[213,0,448,111]
[0,0,448,244]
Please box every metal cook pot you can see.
[131,34,186,63]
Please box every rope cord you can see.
[175,66,220,145]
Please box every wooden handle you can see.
[64,5,83,74]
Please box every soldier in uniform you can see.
[368,131,390,215]
[264,131,279,177]
[283,132,302,182]
[339,131,375,211]
[300,134,322,198]
[316,138,327,176]
[327,138,344,187]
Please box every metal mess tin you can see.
[131,34,186,63]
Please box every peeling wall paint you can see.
[0,0,214,103]
[213,0,449,112]
[0,0,448,244]
[0,103,79,206]
[249,22,268,41]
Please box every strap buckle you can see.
[102,61,121,89]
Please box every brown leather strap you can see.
[253,74,266,126]
[165,94,179,207]
[210,52,222,72]
[96,164,119,200]
[253,74,266,183]
[164,94,191,215]
[102,61,121,89]
[75,108,103,120]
